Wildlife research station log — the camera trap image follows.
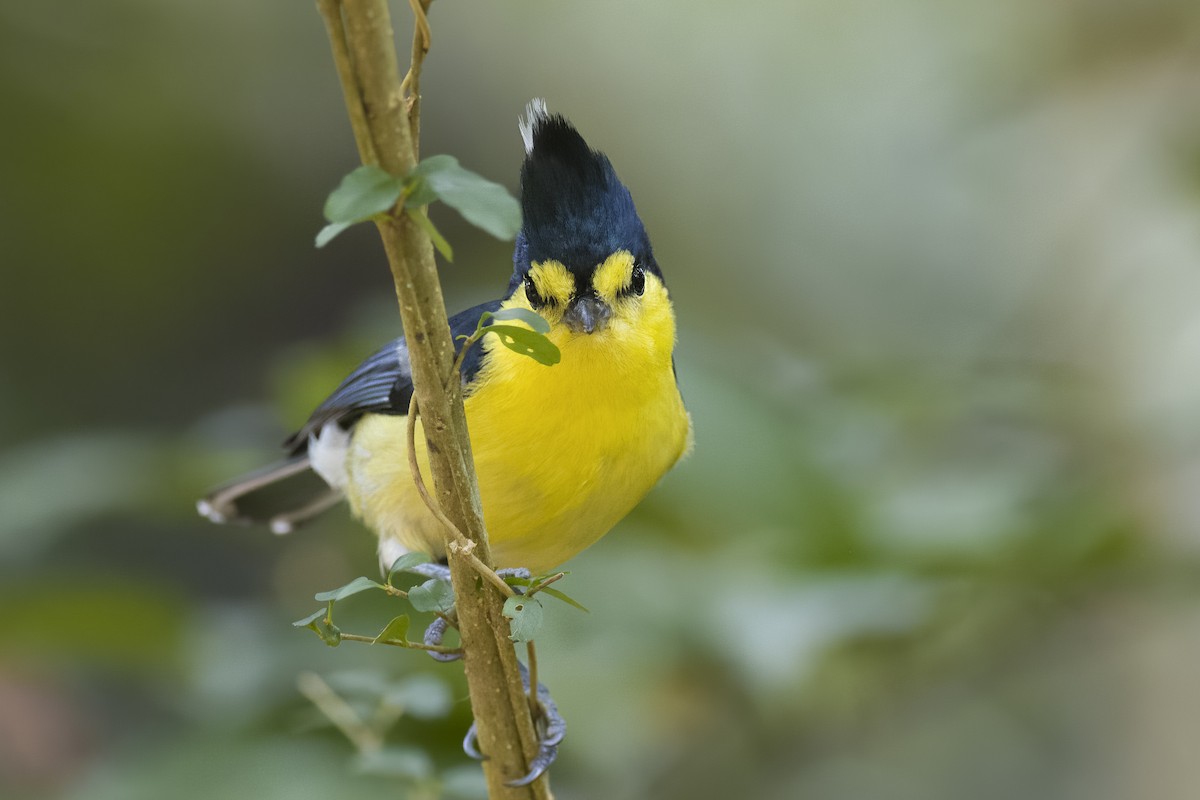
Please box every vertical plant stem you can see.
[401,0,433,154]
[316,1,550,797]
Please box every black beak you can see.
[562,294,612,335]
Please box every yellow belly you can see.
[344,319,690,574]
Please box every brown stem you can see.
[316,2,550,796]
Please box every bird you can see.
[198,100,692,578]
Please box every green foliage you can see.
[373,614,411,644]
[485,325,561,365]
[314,576,385,602]
[487,306,552,333]
[324,165,403,223]
[295,564,586,663]
[503,572,590,612]
[534,586,590,612]
[459,307,561,367]
[316,156,520,251]
[387,552,433,582]
[502,595,544,643]
[294,606,342,647]
[407,578,456,614]
[297,572,455,650]
[409,154,522,240]
[317,165,403,247]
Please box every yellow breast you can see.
[344,273,690,574]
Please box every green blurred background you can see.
[5,1,1200,798]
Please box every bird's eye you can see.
[523,274,543,307]
[630,265,646,296]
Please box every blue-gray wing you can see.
[284,300,502,453]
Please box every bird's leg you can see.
[463,659,566,787]
[421,614,461,662]
[412,563,531,663]
[408,561,452,581]
[409,561,530,584]
[412,560,565,782]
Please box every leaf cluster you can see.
[317,157,522,258]
[293,554,585,650]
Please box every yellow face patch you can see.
[592,251,637,301]
[527,261,575,307]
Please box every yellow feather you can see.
[344,256,691,574]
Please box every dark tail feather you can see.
[197,455,342,534]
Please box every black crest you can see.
[511,105,659,289]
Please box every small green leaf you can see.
[292,609,328,627]
[314,576,384,602]
[488,307,551,334]
[406,206,454,261]
[502,595,544,642]
[315,221,351,248]
[408,578,455,613]
[483,324,561,366]
[373,614,411,644]
[411,155,521,240]
[538,586,590,613]
[386,552,433,580]
[295,604,340,645]
[402,174,439,208]
[324,165,403,224]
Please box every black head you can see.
[509,102,660,296]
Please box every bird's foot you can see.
[409,562,531,585]
[410,560,562,783]
[463,660,565,787]
[414,564,533,662]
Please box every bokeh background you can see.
[5,1,1200,798]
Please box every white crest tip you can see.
[270,518,294,535]
[519,98,549,155]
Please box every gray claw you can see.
[460,660,565,787]
[423,616,461,662]
[463,723,485,760]
[409,562,452,581]
[496,567,532,581]
[507,662,566,785]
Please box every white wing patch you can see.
[308,421,351,491]
[519,98,549,155]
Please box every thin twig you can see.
[297,671,381,752]
[525,640,540,722]
[316,0,380,166]
[340,632,463,655]
[525,572,566,599]
[405,391,468,540]
[400,0,434,155]
[451,539,517,598]
[406,391,517,599]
